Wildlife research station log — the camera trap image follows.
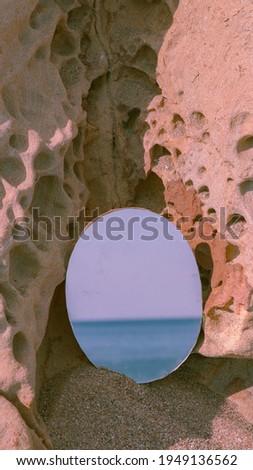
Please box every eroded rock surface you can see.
[0,0,87,448]
[1,0,253,449]
[145,0,253,359]
[0,396,48,449]
[142,0,253,422]
[0,0,175,449]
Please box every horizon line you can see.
[71,317,201,323]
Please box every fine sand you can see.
[38,362,253,449]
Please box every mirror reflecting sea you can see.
[66,208,202,383]
[72,318,201,383]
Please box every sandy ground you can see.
[38,362,253,449]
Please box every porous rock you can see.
[1,0,253,449]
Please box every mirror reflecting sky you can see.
[66,208,202,383]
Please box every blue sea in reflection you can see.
[72,319,201,383]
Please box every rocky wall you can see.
[1,0,253,449]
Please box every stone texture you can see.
[0,0,175,448]
[144,0,253,359]
[0,0,87,448]
[0,396,49,449]
[139,0,253,437]
[1,0,253,450]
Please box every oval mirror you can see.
[66,208,202,383]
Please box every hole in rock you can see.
[227,214,246,238]
[19,194,29,209]
[226,243,240,262]
[66,208,202,383]
[173,113,185,125]
[0,157,26,187]
[163,211,174,222]
[239,181,253,218]
[172,114,185,135]
[202,132,210,141]
[239,180,253,196]
[237,136,253,153]
[30,4,52,29]
[13,332,27,364]
[227,214,246,226]
[67,5,91,30]
[9,245,40,294]
[190,111,206,127]
[227,214,246,239]
[9,134,29,152]
[30,175,67,220]
[19,89,46,123]
[123,108,141,130]
[198,185,210,198]
[193,214,202,224]
[2,85,19,119]
[34,151,54,172]
[212,229,217,238]
[51,22,76,56]
[34,46,48,60]
[7,207,14,221]
[134,172,165,213]
[150,144,171,166]
[114,65,160,108]
[198,166,206,175]
[60,59,83,88]
[195,243,213,305]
